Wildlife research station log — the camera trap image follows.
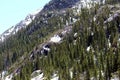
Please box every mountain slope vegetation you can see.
[0,0,120,80]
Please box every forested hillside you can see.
[0,0,120,80]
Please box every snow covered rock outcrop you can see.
[104,13,119,23]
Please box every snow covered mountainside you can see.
[0,9,41,42]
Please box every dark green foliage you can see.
[1,1,120,80]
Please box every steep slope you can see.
[0,0,104,42]
[0,0,81,79]
[1,0,120,80]
[0,9,41,42]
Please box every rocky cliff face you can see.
[0,0,105,42]
[42,0,80,11]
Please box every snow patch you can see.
[86,46,91,52]
[118,38,120,42]
[50,35,62,43]
[51,73,59,80]
[0,36,5,42]
[70,71,73,79]
[0,71,8,80]
[31,70,41,75]
[26,20,32,25]
[31,72,59,80]
[43,46,50,51]
[108,39,111,48]
[8,26,14,33]
[4,74,13,80]
[104,13,119,23]
[91,32,94,36]
[93,16,96,21]
[51,76,59,80]
[74,33,78,37]
[73,18,77,23]
[31,73,44,80]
